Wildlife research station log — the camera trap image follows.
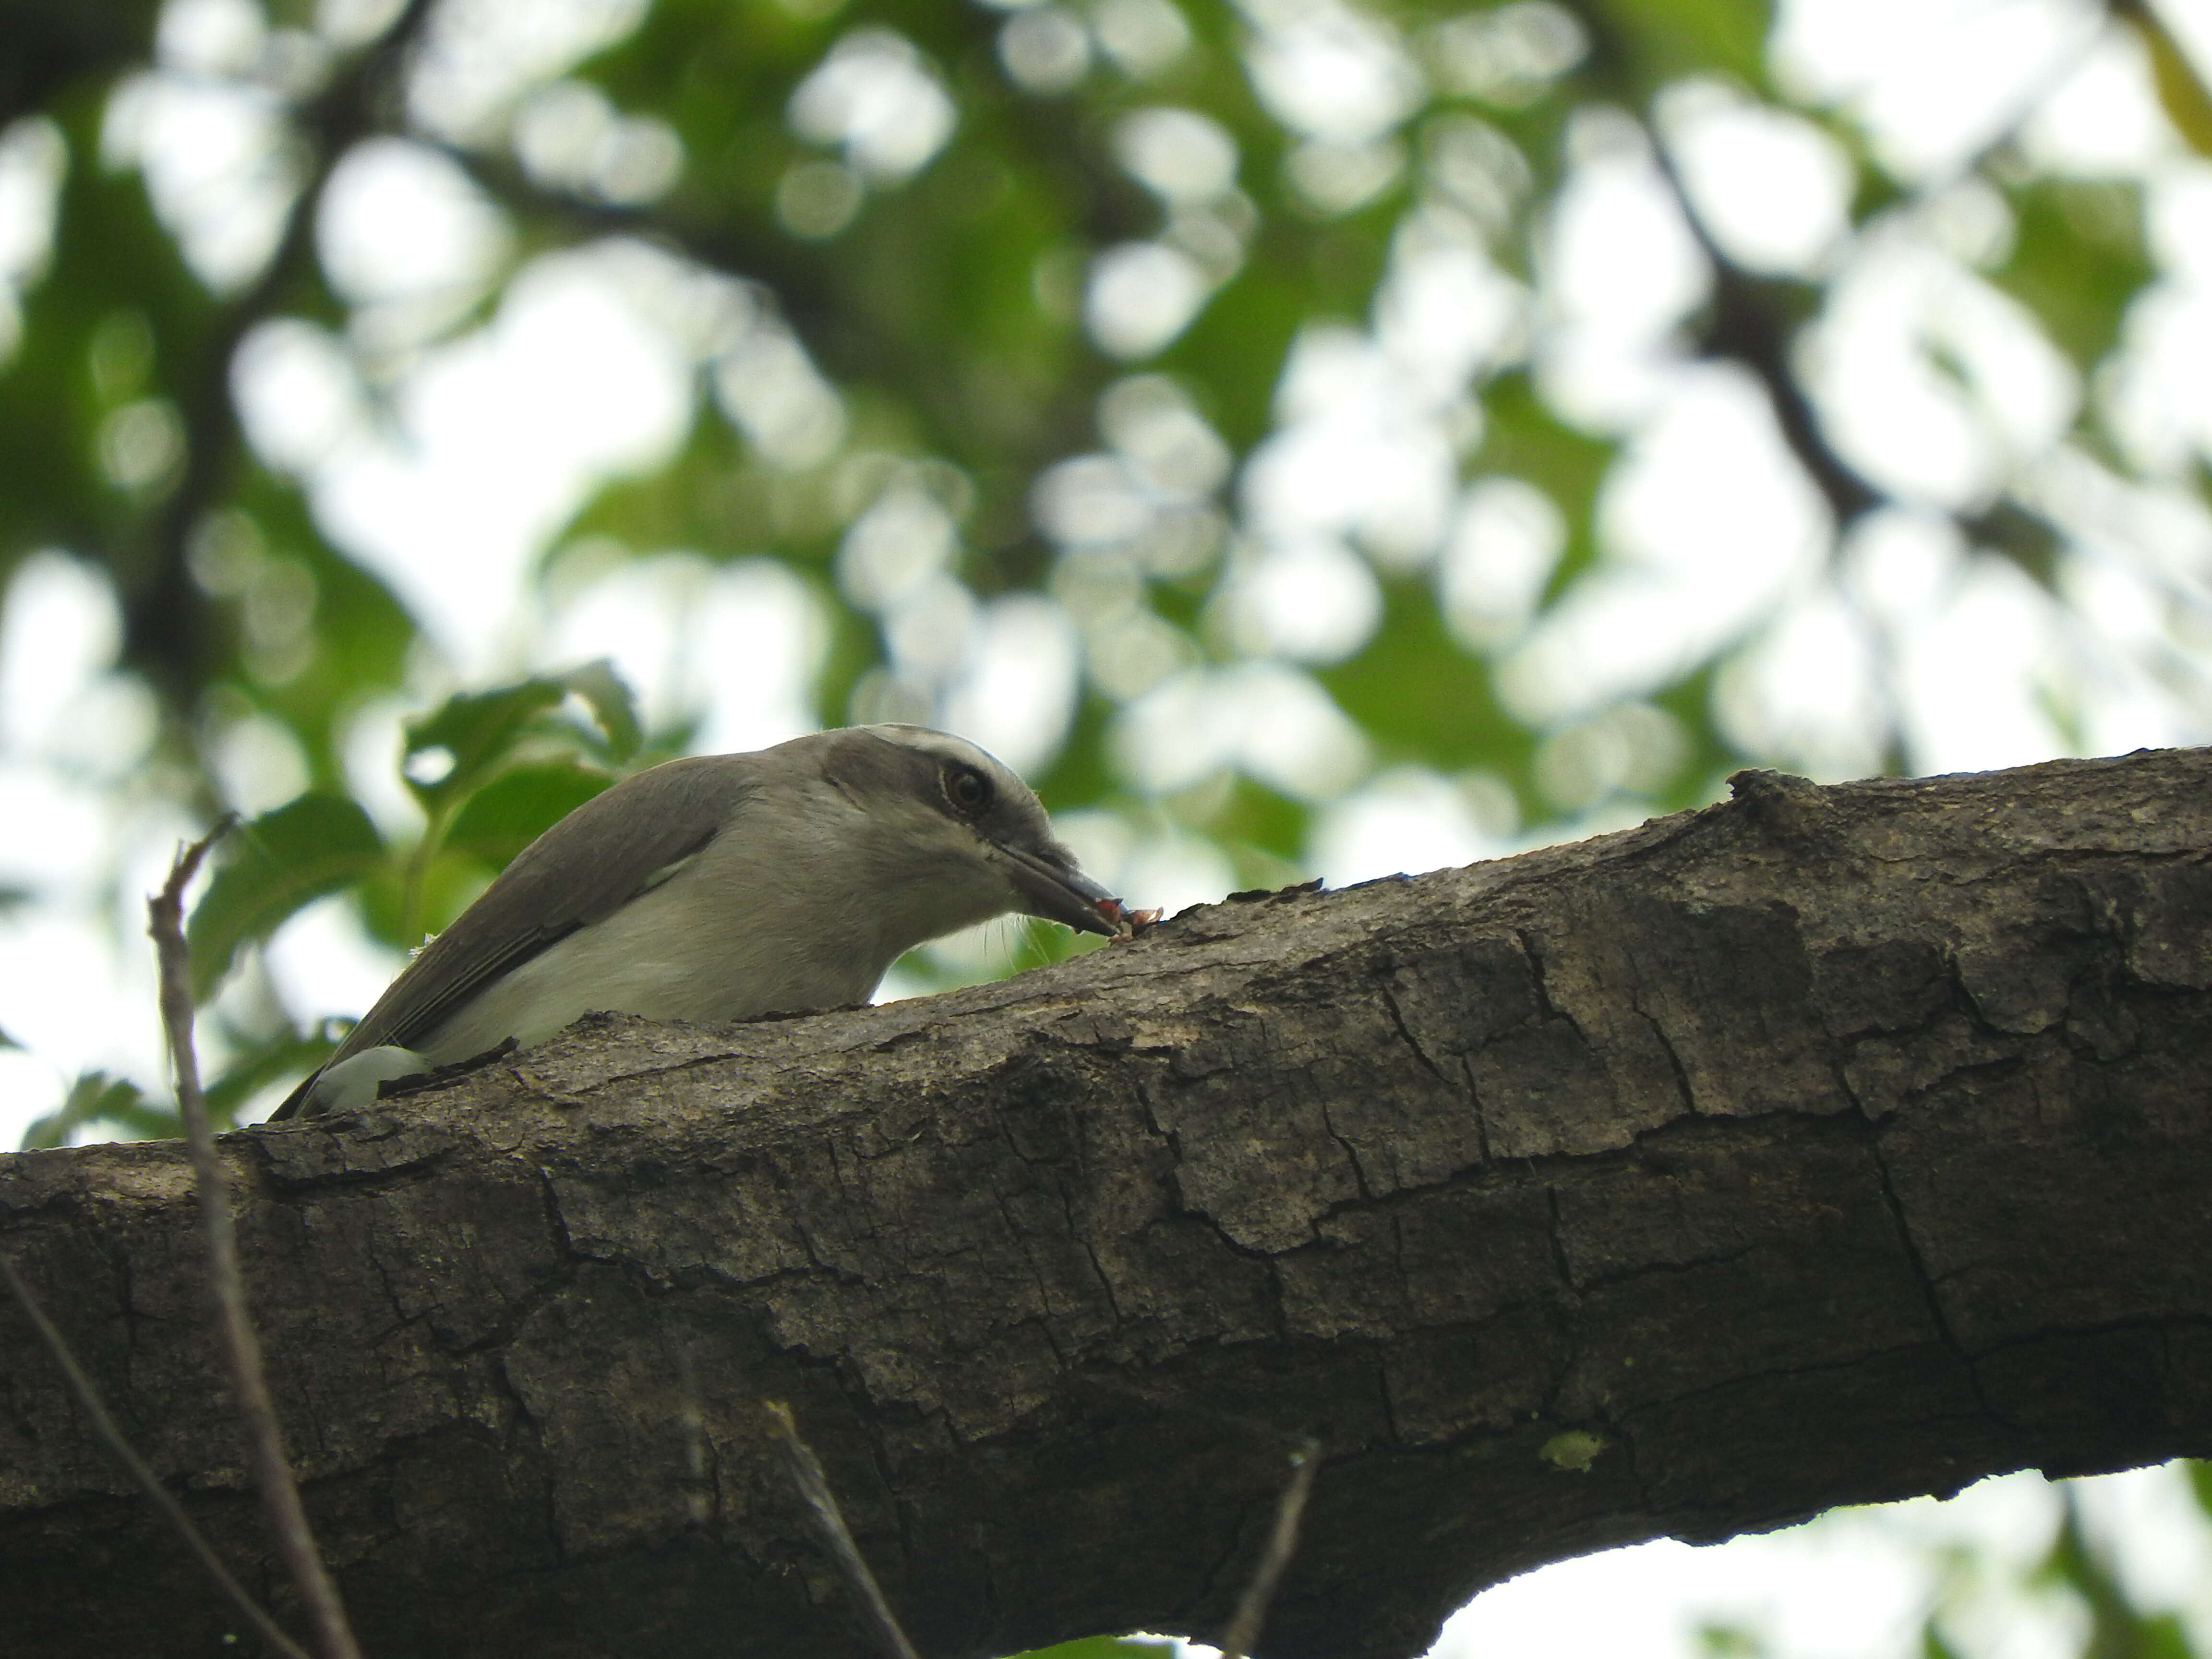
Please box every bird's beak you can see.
[999,845,1127,938]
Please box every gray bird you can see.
[273,723,1124,1118]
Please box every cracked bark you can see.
[8,749,2212,1659]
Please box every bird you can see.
[271,723,1127,1118]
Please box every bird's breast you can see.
[416,854,893,1061]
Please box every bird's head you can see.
[810,724,1126,950]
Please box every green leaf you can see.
[1592,0,1772,91]
[358,851,493,952]
[203,1029,342,1128]
[1692,1622,1767,1659]
[998,1639,1179,1659]
[2185,1459,2212,1519]
[555,659,643,763]
[184,795,385,1002]
[444,760,614,868]
[2033,1487,2184,1658]
[402,679,574,819]
[19,1070,171,1151]
[1320,576,1533,778]
[401,661,641,818]
[2131,4,2212,156]
[1989,180,2152,374]
[24,1029,350,1150]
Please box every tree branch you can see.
[7,748,2212,1658]
[0,1245,313,1659]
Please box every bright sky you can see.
[1437,1463,2212,1658]
[5,0,2212,1651]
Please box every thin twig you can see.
[150,819,363,1659]
[0,1246,314,1659]
[764,1400,923,1659]
[1218,1439,1322,1659]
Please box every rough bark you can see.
[7,749,2212,1659]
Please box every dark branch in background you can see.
[1631,0,2170,554]
[0,0,162,131]
[1558,3,1885,534]
[1644,145,1882,529]
[765,1401,924,1659]
[0,1247,313,1659]
[120,0,437,701]
[1563,0,2128,774]
[1566,0,2118,543]
[1217,1441,1321,1659]
[149,820,363,1659]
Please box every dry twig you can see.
[150,820,363,1659]
[1217,1440,1322,1659]
[764,1400,924,1659]
[0,1246,314,1659]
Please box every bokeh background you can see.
[5,0,2212,1651]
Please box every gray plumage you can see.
[274,724,1120,1118]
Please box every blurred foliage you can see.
[18,1068,167,1147]
[2,0,2204,1062]
[2035,1486,2194,1659]
[6,0,2212,1638]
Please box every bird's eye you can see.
[945,764,993,815]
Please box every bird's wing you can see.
[271,754,760,1119]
